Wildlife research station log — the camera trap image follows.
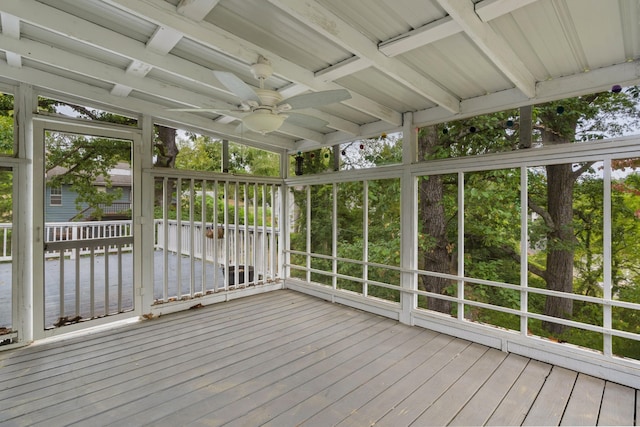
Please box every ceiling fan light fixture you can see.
[243,109,286,134]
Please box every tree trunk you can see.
[418,127,454,314]
[154,125,178,208]
[542,162,575,335]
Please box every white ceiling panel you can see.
[0,0,637,153]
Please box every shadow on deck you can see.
[0,290,638,426]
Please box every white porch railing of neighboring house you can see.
[0,223,10,262]
[44,221,133,259]
[1,221,133,262]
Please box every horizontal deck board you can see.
[0,290,636,426]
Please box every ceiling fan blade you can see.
[280,89,351,110]
[213,70,261,103]
[286,113,329,128]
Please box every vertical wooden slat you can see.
[201,179,207,295]
[58,249,65,319]
[189,178,195,297]
[234,182,240,286]
[104,243,110,315]
[269,185,278,280]
[223,181,230,290]
[176,177,183,299]
[212,180,219,291]
[75,247,80,316]
[253,183,258,281]
[262,184,268,281]
[89,246,95,318]
[162,177,169,302]
[117,245,123,312]
[243,182,249,284]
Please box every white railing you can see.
[0,221,135,261]
[0,223,10,262]
[44,220,133,259]
[153,219,276,268]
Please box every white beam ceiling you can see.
[268,0,461,114]
[0,0,638,154]
[1,13,22,68]
[103,0,402,128]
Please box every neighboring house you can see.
[45,162,132,222]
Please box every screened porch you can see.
[1,0,640,425]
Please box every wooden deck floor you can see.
[0,290,638,426]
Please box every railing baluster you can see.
[90,246,95,318]
[189,178,195,296]
[118,245,123,313]
[105,243,110,316]
[59,249,65,319]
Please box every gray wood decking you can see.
[0,290,637,426]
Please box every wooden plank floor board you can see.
[448,353,530,426]
[39,299,376,426]
[0,290,299,384]
[301,333,456,427]
[598,382,636,426]
[0,291,308,389]
[410,348,508,426]
[560,374,605,426]
[0,290,637,427]
[111,313,388,426]
[155,317,400,426]
[374,343,489,426]
[522,366,578,426]
[334,338,473,427]
[485,359,552,426]
[2,294,346,424]
[637,390,640,426]
[217,322,425,427]
[0,292,327,423]
[260,329,440,427]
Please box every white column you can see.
[399,112,418,325]
[138,115,155,313]
[279,149,289,284]
[16,83,36,342]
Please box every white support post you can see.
[399,112,418,325]
[279,148,289,284]
[520,166,529,336]
[332,183,338,289]
[457,171,465,321]
[15,83,35,344]
[138,115,155,314]
[362,180,369,297]
[602,158,612,357]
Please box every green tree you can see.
[418,89,639,336]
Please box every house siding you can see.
[45,185,131,222]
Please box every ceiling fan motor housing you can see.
[251,56,273,82]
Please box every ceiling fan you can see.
[173,56,352,134]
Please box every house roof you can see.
[47,162,131,187]
[1,0,638,153]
